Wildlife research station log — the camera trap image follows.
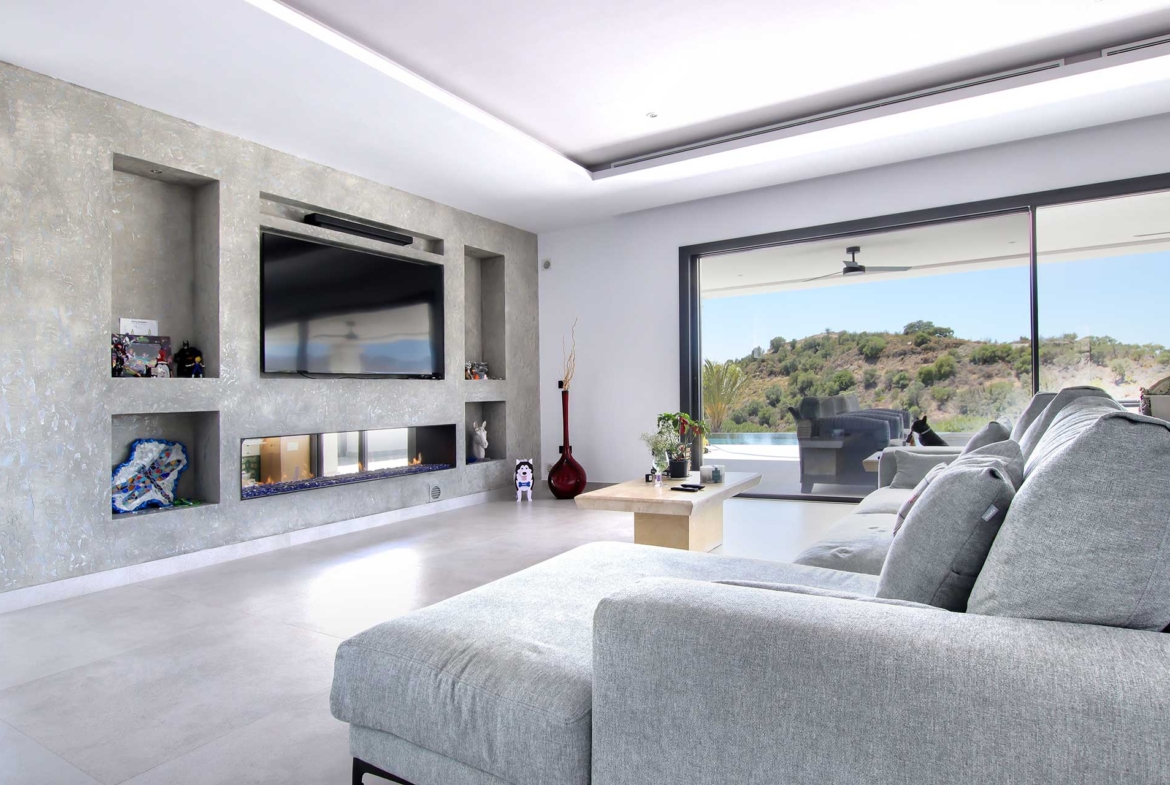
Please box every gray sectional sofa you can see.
[331,386,1170,785]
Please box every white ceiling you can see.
[2,0,1170,232]
[283,0,1170,167]
[701,188,1170,297]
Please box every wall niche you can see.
[110,154,220,377]
[465,401,507,463]
[464,246,506,380]
[110,410,221,515]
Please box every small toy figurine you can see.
[154,346,171,377]
[515,459,534,502]
[111,334,130,378]
[191,355,205,378]
[464,361,490,380]
[471,421,488,462]
[174,341,203,378]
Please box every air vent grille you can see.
[430,484,442,501]
[598,60,1063,171]
[1105,35,1170,58]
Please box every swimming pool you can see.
[707,432,799,446]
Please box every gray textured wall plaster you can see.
[0,61,540,592]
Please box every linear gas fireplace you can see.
[240,424,455,500]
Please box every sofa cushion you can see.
[792,513,896,575]
[949,439,1024,490]
[894,463,949,535]
[1017,386,1114,460]
[968,410,1170,630]
[1010,392,1057,442]
[961,419,1011,454]
[889,451,956,489]
[877,465,1015,611]
[716,580,942,611]
[855,486,914,515]
[1023,396,1124,479]
[331,542,877,785]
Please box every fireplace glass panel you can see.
[241,424,455,500]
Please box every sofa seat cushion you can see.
[793,512,896,575]
[855,486,914,515]
[331,542,877,785]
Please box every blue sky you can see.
[701,251,1170,362]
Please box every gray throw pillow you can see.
[1017,386,1113,461]
[877,465,1016,612]
[893,462,948,535]
[946,439,1024,490]
[968,410,1170,630]
[889,451,955,489]
[961,420,1011,454]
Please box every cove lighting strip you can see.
[242,0,589,179]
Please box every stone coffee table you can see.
[574,472,762,552]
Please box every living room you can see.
[3,2,1170,784]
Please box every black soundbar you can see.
[303,213,413,246]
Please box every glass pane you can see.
[699,212,1031,498]
[1036,189,1170,402]
[320,431,361,476]
[366,427,412,470]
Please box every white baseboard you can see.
[0,489,507,615]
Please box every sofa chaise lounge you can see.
[331,387,1170,785]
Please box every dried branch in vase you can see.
[562,317,578,390]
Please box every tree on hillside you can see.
[858,336,887,360]
[903,321,954,338]
[702,359,749,432]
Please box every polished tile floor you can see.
[0,496,848,785]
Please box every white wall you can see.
[537,113,1170,483]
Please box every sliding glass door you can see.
[1036,189,1170,402]
[699,212,1032,499]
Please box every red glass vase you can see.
[548,389,587,499]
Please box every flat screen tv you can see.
[260,232,445,378]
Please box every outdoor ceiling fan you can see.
[800,246,910,283]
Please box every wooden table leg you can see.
[633,504,723,552]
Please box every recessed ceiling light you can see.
[646,112,658,119]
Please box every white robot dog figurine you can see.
[515,459,534,502]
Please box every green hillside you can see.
[706,321,1168,434]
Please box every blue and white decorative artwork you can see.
[111,439,189,514]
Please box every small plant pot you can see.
[668,457,690,479]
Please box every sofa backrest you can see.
[1016,386,1115,461]
[1009,392,1056,442]
[969,406,1170,630]
[1022,396,1124,479]
[797,394,859,420]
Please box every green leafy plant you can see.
[701,359,749,432]
[653,412,709,463]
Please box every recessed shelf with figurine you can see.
[110,154,220,379]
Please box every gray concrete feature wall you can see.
[0,61,540,593]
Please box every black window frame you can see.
[680,171,1170,500]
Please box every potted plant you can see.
[642,412,709,479]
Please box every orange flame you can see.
[410,453,422,466]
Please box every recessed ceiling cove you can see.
[282,0,1170,167]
